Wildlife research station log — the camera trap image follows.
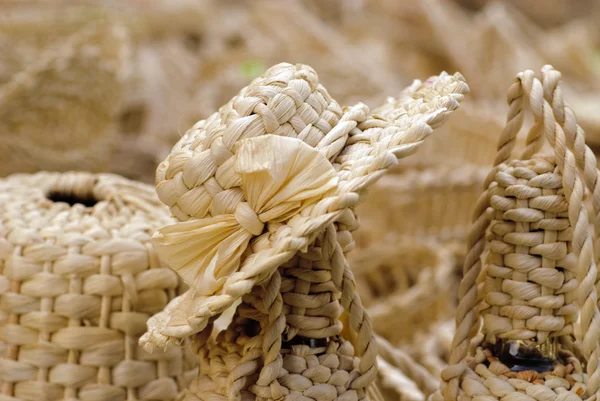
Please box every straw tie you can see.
[152,134,338,297]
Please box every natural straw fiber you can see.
[350,239,457,346]
[411,320,455,380]
[376,335,439,401]
[436,66,600,401]
[139,62,468,401]
[355,166,487,247]
[0,172,196,401]
[392,103,505,171]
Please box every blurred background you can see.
[3,0,600,183]
[3,1,600,398]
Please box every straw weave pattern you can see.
[0,172,194,401]
[142,62,468,401]
[438,66,600,401]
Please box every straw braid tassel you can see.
[435,66,600,401]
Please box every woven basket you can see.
[138,62,468,401]
[355,165,487,247]
[0,172,196,401]
[437,66,600,401]
[350,239,457,346]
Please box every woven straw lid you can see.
[140,62,469,350]
[0,172,196,401]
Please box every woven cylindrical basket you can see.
[349,239,457,346]
[437,66,600,401]
[355,165,487,248]
[0,172,196,401]
[138,62,469,401]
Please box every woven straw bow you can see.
[140,62,469,350]
[152,134,339,296]
[438,65,600,401]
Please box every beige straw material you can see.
[437,66,600,401]
[454,0,596,28]
[354,165,487,247]
[139,62,468,401]
[349,239,457,346]
[408,320,455,381]
[0,172,196,401]
[0,9,131,177]
[392,103,505,171]
[376,335,440,401]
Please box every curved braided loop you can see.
[441,75,528,401]
[140,63,469,401]
[440,65,600,401]
[540,67,600,304]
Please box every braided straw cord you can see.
[539,67,600,305]
[0,172,195,401]
[440,66,600,401]
[140,63,468,401]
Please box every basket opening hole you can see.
[46,191,99,207]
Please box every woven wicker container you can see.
[355,165,487,247]
[350,239,457,347]
[437,66,600,401]
[138,62,468,401]
[0,172,195,401]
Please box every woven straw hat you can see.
[0,172,195,401]
[140,62,468,401]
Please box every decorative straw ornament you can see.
[139,62,468,401]
[0,172,196,401]
[436,66,600,401]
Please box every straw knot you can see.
[152,135,338,297]
[234,201,264,236]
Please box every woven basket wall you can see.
[0,172,196,401]
[355,166,487,248]
[350,239,458,347]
